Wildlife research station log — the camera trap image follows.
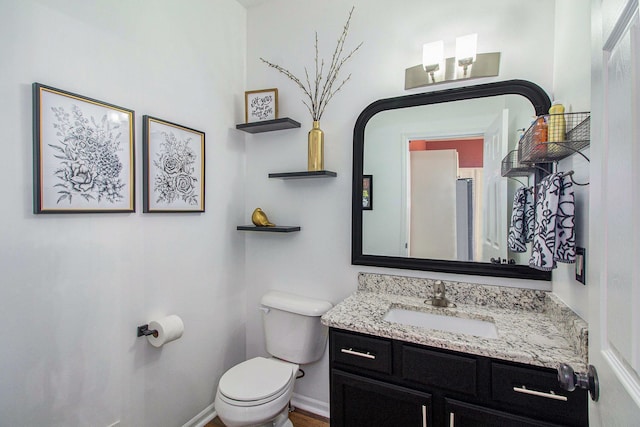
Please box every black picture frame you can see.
[32,83,135,213]
[142,116,205,213]
[363,175,373,210]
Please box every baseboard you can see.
[291,393,330,419]
[182,402,217,427]
[182,395,327,426]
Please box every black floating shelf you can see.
[236,118,301,134]
[237,225,301,233]
[269,170,337,179]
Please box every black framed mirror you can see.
[352,79,551,280]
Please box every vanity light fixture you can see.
[455,33,478,78]
[405,33,500,90]
[422,40,444,84]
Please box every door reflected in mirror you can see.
[408,137,483,261]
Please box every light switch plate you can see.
[576,247,586,285]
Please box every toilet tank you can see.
[260,291,333,364]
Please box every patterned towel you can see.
[524,187,535,243]
[529,173,576,270]
[508,187,534,252]
[554,175,576,263]
[524,187,536,243]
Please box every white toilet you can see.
[214,291,333,427]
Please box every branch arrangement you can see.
[261,7,362,121]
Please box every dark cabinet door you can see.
[331,370,431,427]
[490,362,587,427]
[445,398,564,427]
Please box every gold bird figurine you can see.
[251,208,276,227]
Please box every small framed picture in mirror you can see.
[363,175,373,210]
[245,88,278,123]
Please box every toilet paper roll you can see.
[147,315,184,348]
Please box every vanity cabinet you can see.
[329,328,588,427]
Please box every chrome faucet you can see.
[427,280,456,308]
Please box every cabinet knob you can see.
[557,363,599,401]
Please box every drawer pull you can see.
[513,385,568,401]
[340,347,376,359]
[422,404,428,427]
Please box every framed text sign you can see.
[245,88,278,122]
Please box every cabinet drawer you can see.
[446,398,563,427]
[331,330,392,374]
[401,344,477,396]
[491,362,588,426]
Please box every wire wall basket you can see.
[501,150,535,177]
[519,112,591,164]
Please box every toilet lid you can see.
[219,357,296,402]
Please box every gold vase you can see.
[308,121,324,171]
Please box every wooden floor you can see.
[206,408,329,427]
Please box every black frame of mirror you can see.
[352,79,552,280]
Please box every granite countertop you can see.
[321,273,588,371]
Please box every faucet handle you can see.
[428,281,456,308]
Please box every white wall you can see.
[0,1,247,426]
[244,0,558,412]
[551,0,592,320]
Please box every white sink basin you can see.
[383,307,498,339]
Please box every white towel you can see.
[529,173,576,270]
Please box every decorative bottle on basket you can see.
[548,101,566,142]
[532,116,548,158]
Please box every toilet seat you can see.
[218,357,297,407]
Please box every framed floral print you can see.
[244,88,278,122]
[32,83,135,213]
[142,116,205,212]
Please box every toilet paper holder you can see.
[137,315,184,347]
[137,324,158,338]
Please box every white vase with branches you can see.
[261,7,362,171]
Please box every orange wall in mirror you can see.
[409,138,483,168]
